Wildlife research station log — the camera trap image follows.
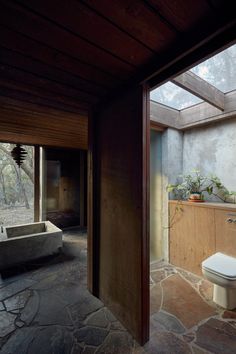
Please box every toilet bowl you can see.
[202,252,236,310]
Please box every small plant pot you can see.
[189,193,204,202]
[190,193,201,200]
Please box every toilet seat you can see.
[202,252,236,280]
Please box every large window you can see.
[0,143,34,226]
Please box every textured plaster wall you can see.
[150,129,183,261]
[183,118,236,195]
[150,131,162,261]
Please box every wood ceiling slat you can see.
[82,0,176,51]
[0,47,107,104]
[0,26,118,91]
[146,0,212,32]
[0,87,88,116]
[15,0,154,67]
[0,78,91,111]
[0,121,87,142]
[0,0,135,78]
[0,107,88,149]
[0,111,88,137]
[0,97,88,122]
[0,131,87,149]
[0,64,99,104]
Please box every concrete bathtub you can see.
[0,221,62,270]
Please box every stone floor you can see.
[0,229,236,353]
[149,261,236,354]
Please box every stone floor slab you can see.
[222,310,236,319]
[4,289,31,312]
[150,270,166,283]
[20,290,39,325]
[74,326,108,346]
[0,327,37,354]
[27,326,74,354]
[162,274,216,328]
[86,309,109,328]
[0,278,35,301]
[150,283,162,315]
[68,291,103,323]
[195,318,236,354]
[0,311,16,337]
[96,331,133,354]
[145,332,192,354]
[151,310,186,334]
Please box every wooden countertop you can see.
[169,200,236,211]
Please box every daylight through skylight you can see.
[150,82,202,110]
[191,44,236,93]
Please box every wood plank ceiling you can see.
[0,0,235,148]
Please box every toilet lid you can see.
[202,252,236,279]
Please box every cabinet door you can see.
[215,210,236,257]
[169,204,195,270]
[194,207,215,275]
[169,204,215,275]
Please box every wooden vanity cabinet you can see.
[215,209,236,257]
[169,201,236,275]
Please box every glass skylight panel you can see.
[191,44,236,93]
[150,82,202,110]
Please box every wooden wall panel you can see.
[169,201,236,275]
[169,203,195,270]
[0,105,88,149]
[215,209,236,257]
[169,203,216,275]
[89,86,149,344]
[193,207,215,275]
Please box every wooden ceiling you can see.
[0,0,235,148]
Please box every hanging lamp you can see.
[11,144,27,167]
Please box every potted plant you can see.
[167,170,236,203]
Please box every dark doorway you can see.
[43,147,87,229]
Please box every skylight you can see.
[150,82,202,110]
[191,44,236,93]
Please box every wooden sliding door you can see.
[88,85,150,344]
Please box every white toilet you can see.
[202,252,236,310]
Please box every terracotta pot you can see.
[189,193,201,200]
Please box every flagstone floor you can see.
[0,229,236,353]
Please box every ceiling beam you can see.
[150,100,179,129]
[172,71,225,110]
[150,91,236,130]
[179,90,236,129]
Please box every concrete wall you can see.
[161,129,183,261]
[183,118,236,194]
[150,129,183,261]
[150,131,162,261]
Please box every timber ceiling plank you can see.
[79,0,176,51]
[0,26,119,90]
[0,96,87,122]
[0,63,99,104]
[0,86,88,115]
[0,0,135,78]
[15,0,154,67]
[146,0,212,32]
[0,46,108,99]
